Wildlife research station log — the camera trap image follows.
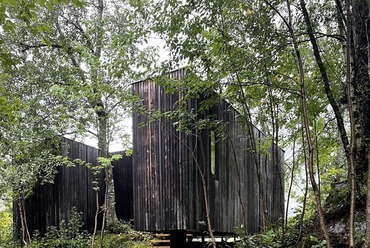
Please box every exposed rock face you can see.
[319,209,366,247]
[328,219,347,235]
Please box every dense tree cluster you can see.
[1,0,370,247]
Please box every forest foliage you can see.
[1,0,370,247]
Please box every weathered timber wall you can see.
[15,138,133,235]
[132,68,284,233]
[112,152,133,222]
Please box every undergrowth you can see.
[32,207,91,248]
[32,209,151,248]
[233,213,328,248]
[0,206,151,248]
[0,205,14,247]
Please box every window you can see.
[210,130,217,178]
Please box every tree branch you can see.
[20,43,63,52]
[299,0,350,156]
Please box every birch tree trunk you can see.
[96,109,119,232]
[92,0,119,231]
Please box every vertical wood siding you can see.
[112,152,133,222]
[15,139,133,235]
[132,69,284,233]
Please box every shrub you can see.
[0,204,19,248]
[235,226,284,248]
[33,207,90,248]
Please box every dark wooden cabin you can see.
[132,69,284,234]
[15,138,133,235]
[16,69,284,244]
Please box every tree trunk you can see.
[201,175,216,248]
[298,124,309,243]
[352,0,370,180]
[314,120,321,193]
[298,0,350,157]
[218,12,268,230]
[18,196,31,247]
[365,149,370,247]
[300,69,332,248]
[91,190,99,248]
[287,1,332,246]
[199,133,217,248]
[360,0,370,247]
[284,135,296,245]
[161,122,217,248]
[228,71,269,230]
[228,135,248,229]
[97,109,119,231]
[345,0,357,245]
[364,1,370,247]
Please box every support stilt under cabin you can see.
[150,230,237,247]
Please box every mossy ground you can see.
[91,232,151,248]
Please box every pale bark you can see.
[91,191,99,248]
[97,110,118,235]
[314,120,321,193]
[284,135,295,244]
[18,197,31,247]
[298,125,309,243]
[93,0,119,232]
